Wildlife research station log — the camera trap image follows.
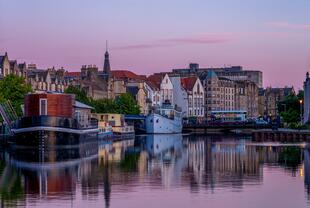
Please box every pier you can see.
[252,129,310,142]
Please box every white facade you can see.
[144,82,161,107]
[186,78,205,118]
[170,76,188,117]
[160,74,174,105]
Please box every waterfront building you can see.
[201,71,236,118]
[172,63,263,88]
[160,74,174,105]
[304,72,310,123]
[258,86,294,118]
[126,82,148,115]
[145,74,163,107]
[235,80,259,119]
[181,76,204,120]
[170,76,188,117]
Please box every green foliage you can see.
[119,153,140,172]
[65,85,93,106]
[0,75,32,116]
[115,93,140,115]
[278,91,304,125]
[287,123,308,130]
[66,86,140,115]
[92,98,118,113]
[278,147,301,168]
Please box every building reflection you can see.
[0,135,308,207]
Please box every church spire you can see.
[103,40,111,74]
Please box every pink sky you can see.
[1,0,310,89]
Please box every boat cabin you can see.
[23,93,94,128]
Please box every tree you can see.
[278,91,304,124]
[65,87,141,115]
[92,98,118,113]
[115,93,140,115]
[0,75,32,116]
[65,86,93,106]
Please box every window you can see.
[39,98,47,115]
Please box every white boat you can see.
[98,125,113,138]
[146,102,183,134]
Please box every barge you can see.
[11,93,99,147]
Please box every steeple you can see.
[103,40,111,74]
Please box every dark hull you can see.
[12,130,98,147]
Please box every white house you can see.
[181,76,205,120]
[170,76,188,117]
[160,74,174,105]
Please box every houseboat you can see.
[94,113,134,138]
[146,102,183,134]
[11,93,99,146]
[97,117,113,138]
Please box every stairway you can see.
[0,100,18,135]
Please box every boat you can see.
[97,119,113,138]
[94,113,134,138]
[146,102,182,134]
[11,93,99,147]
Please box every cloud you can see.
[163,33,232,44]
[267,21,310,30]
[114,33,233,50]
[114,43,169,50]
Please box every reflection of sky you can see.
[1,0,310,88]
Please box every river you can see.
[0,134,309,208]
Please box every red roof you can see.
[65,71,81,77]
[111,70,146,81]
[181,77,197,91]
[147,74,164,89]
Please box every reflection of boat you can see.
[5,142,99,198]
[11,93,99,146]
[146,102,182,134]
[144,134,183,156]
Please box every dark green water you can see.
[0,134,309,208]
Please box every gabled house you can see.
[0,52,10,78]
[181,76,205,120]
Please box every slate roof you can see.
[74,101,93,109]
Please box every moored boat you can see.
[146,102,182,134]
[94,113,135,138]
[11,93,99,147]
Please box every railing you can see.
[113,126,134,133]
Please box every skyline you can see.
[1,0,310,89]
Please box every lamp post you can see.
[300,99,303,124]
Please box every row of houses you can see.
[0,52,68,93]
[1,51,294,121]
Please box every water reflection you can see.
[0,135,309,207]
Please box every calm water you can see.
[0,134,310,208]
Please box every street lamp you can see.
[299,99,303,124]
